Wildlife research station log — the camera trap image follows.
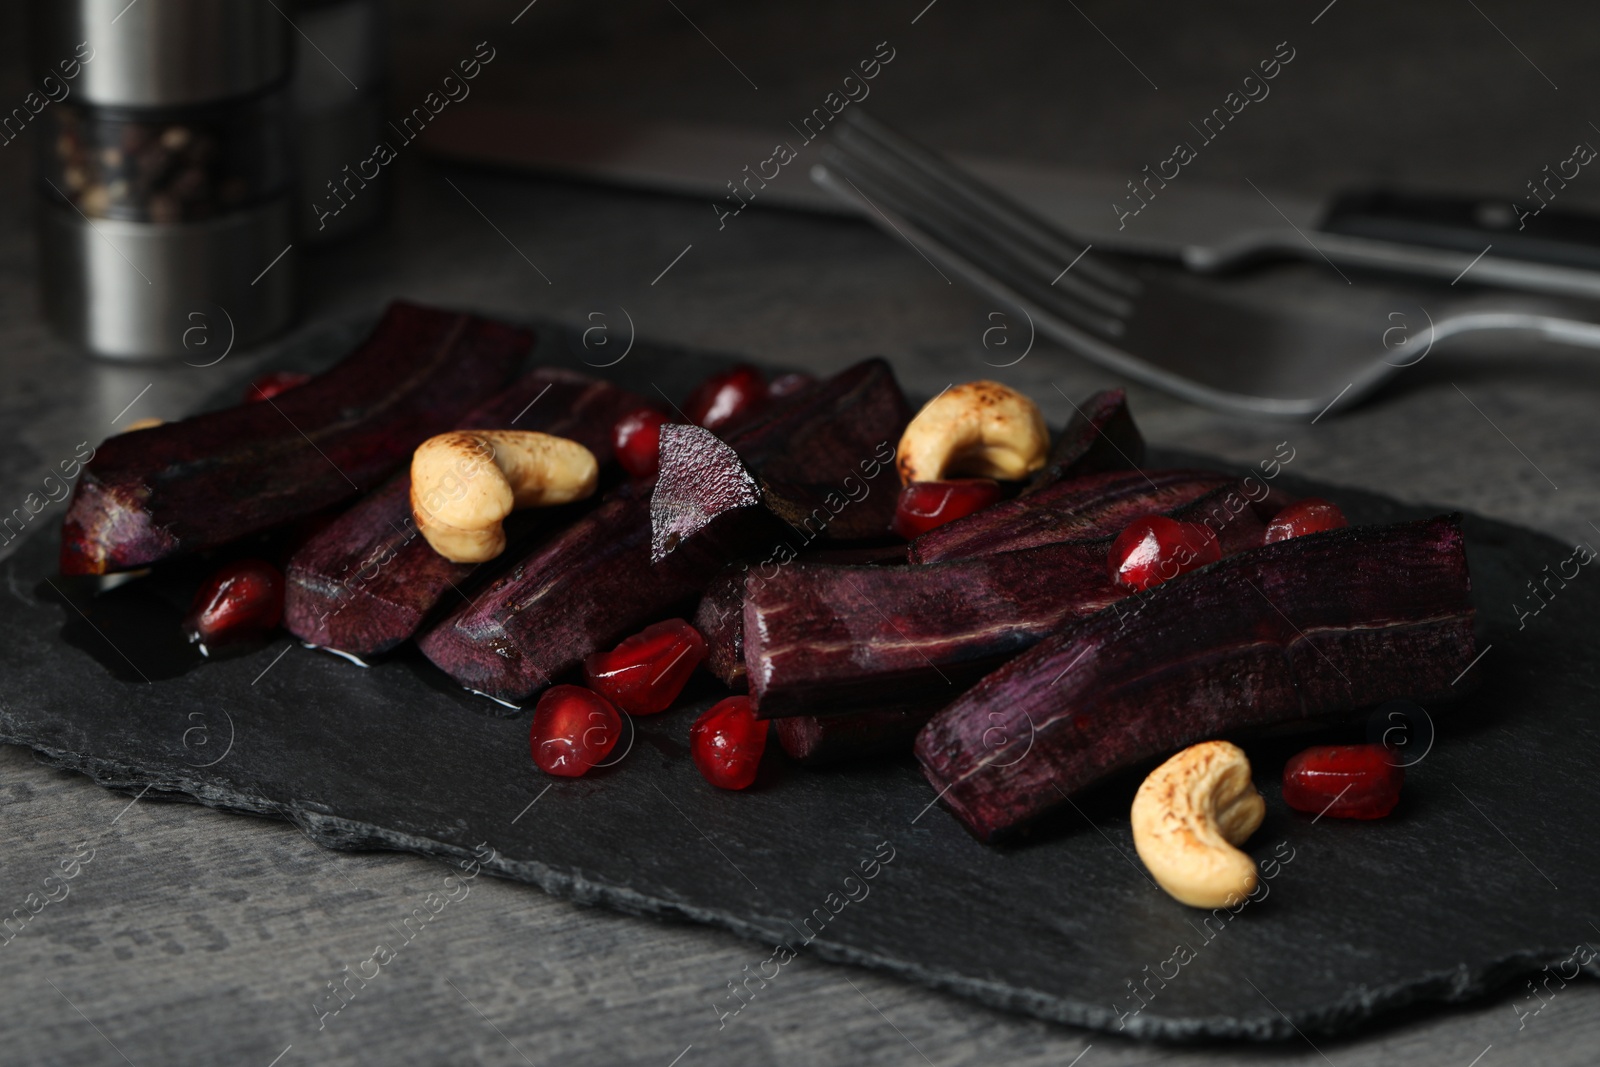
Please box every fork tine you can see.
[832,131,1136,324]
[837,110,1141,298]
[819,150,1132,340]
[819,140,1132,334]
[829,117,1142,332]
[811,156,1155,391]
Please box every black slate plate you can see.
[2,314,1597,1041]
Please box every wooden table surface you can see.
[2,2,1597,1063]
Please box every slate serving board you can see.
[1,315,1596,1041]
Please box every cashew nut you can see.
[410,431,598,563]
[896,380,1048,484]
[1131,741,1265,909]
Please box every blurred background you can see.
[4,1,1599,538]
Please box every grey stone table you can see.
[2,1,1598,1063]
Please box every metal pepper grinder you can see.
[32,0,296,361]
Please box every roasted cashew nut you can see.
[410,430,598,563]
[896,380,1049,484]
[1131,741,1265,909]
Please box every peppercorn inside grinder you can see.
[32,0,296,360]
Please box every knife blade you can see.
[420,107,1600,300]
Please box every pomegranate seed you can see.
[768,372,816,398]
[1282,743,1404,819]
[183,559,284,650]
[1108,515,1221,592]
[585,619,707,715]
[245,371,310,403]
[684,365,767,432]
[690,696,769,790]
[1265,497,1350,543]
[530,685,623,777]
[893,479,1003,539]
[612,407,672,479]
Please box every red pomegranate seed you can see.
[1265,497,1350,543]
[584,619,708,715]
[767,372,816,398]
[612,407,672,479]
[530,685,623,777]
[245,371,310,403]
[893,479,1003,539]
[690,696,769,790]
[1282,743,1404,819]
[684,365,767,432]
[183,559,285,650]
[1108,515,1221,592]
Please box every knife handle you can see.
[1319,188,1600,271]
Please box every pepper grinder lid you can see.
[33,0,290,108]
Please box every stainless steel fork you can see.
[813,111,1600,419]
